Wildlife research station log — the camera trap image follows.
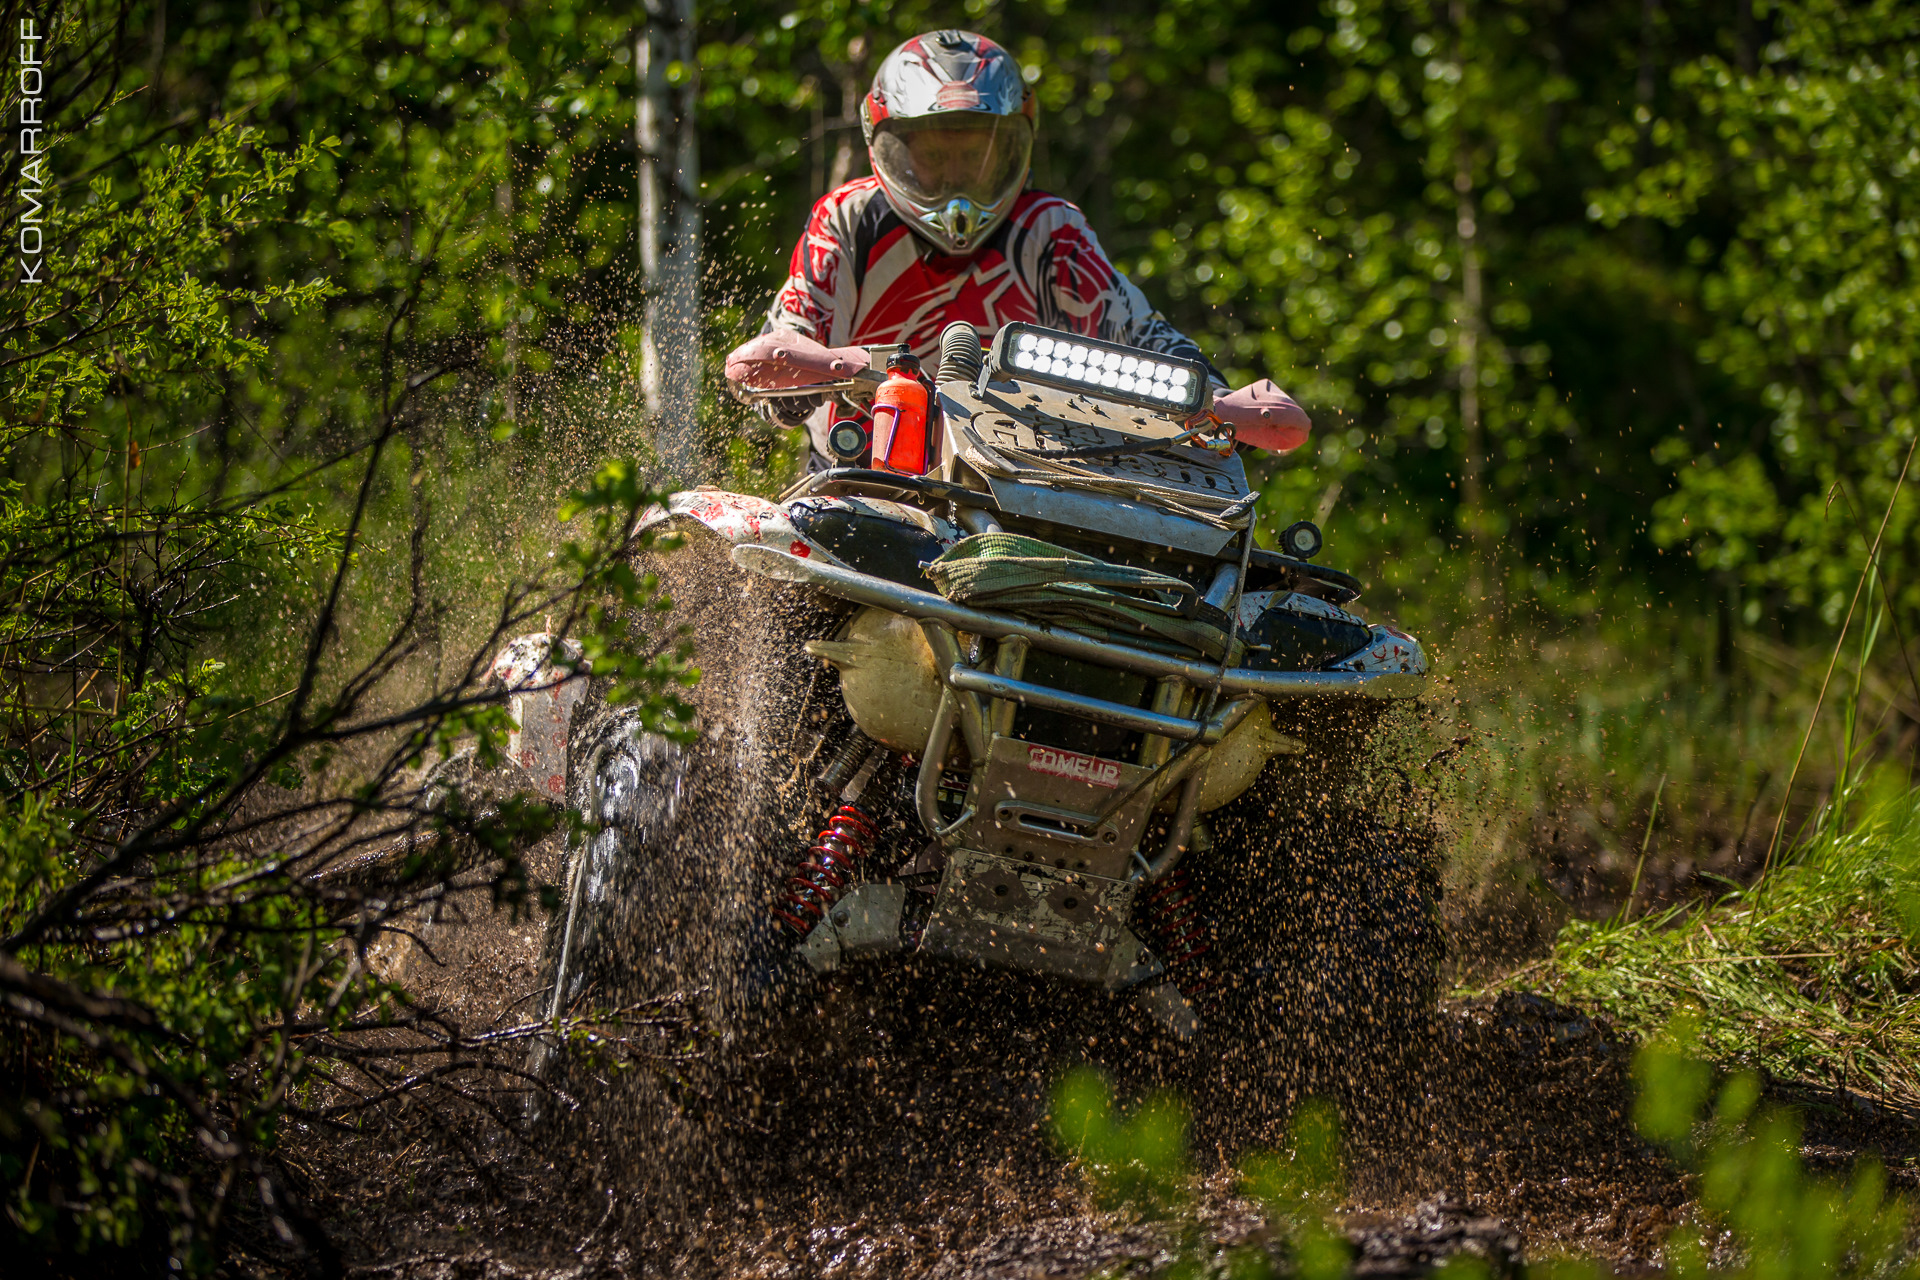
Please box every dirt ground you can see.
[301,877,1920,1280]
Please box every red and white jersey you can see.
[766,177,1211,370]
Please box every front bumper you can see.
[731,544,1426,703]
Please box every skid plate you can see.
[919,848,1161,990]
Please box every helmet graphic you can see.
[860,30,1037,256]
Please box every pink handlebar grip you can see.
[1212,380,1311,453]
[724,331,873,389]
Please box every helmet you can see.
[860,30,1037,256]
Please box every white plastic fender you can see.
[488,633,588,797]
[1334,623,1430,675]
[636,487,961,566]
[637,487,845,565]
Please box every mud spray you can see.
[329,565,1669,1275]
[296,259,1905,1279]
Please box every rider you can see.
[749,29,1240,466]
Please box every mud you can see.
[310,791,1915,1273]
[304,561,1915,1279]
[310,874,1920,1280]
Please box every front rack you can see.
[781,467,1366,598]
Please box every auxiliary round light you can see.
[1018,333,1038,352]
[1036,337,1055,355]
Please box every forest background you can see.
[3,0,1918,1269]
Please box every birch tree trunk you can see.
[639,0,702,477]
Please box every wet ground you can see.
[304,875,1920,1280]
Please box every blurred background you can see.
[15,0,1911,947]
[7,0,1920,1266]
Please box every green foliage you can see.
[1604,0,1920,620]
[1520,779,1920,1109]
[1631,1010,1717,1160]
[1050,1069,1355,1278]
[2,115,338,434]
[1239,1099,1345,1211]
[0,816,400,1266]
[145,0,649,443]
[558,461,697,734]
[0,2,695,1267]
[0,86,346,799]
[1239,1100,1354,1280]
[1634,1017,1919,1280]
[1050,1065,1194,1216]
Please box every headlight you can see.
[986,322,1211,416]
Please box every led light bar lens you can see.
[989,323,1209,414]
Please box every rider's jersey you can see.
[767,176,1211,370]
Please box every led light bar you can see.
[990,322,1211,417]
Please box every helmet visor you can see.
[871,114,1033,212]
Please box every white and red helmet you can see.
[860,30,1037,256]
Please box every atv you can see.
[525,320,1439,1090]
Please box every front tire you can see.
[528,524,850,1142]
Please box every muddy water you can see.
[330,873,1920,1280]
[336,872,1690,1280]
[322,573,1912,1278]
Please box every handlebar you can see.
[735,375,882,401]
[723,331,1311,454]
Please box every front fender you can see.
[1333,624,1430,675]
[637,487,844,566]
[637,487,961,574]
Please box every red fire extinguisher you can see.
[869,346,932,475]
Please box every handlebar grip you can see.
[1213,379,1311,452]
[725,330,874,389]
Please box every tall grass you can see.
[1509,771,1920,1111]
[1437,627,1786,899]
[1390,583,1919,988]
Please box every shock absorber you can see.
[771,804,880,937]
[1141,867,1217,1007]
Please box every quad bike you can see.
[524,320,1440,1102]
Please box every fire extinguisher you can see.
[869,345,932,475]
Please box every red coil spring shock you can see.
[1142,867,1217,1004]
[772,805,879,936]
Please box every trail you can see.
[311,571,1917,1279]
[318,847,1920,1280]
